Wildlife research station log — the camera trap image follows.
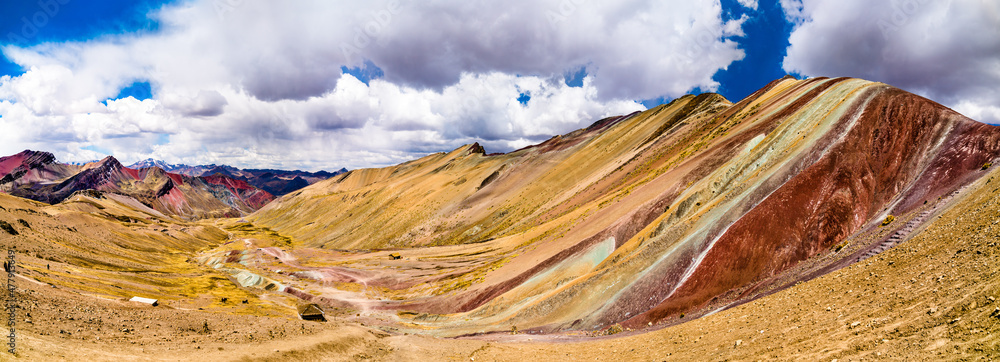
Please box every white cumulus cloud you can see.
[0,0,749,170]
[781,0,1000,124]
[737,0,758,11]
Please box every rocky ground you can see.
[0,167,996,361]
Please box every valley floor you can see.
[2,167,1000,361]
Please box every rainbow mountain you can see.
[246,76,1000,335]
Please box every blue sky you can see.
[0,0,163,76]
[0,0,997,170]
[714,0,794,102]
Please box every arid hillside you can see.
[249,76,1000,336]
[0,76,998,361]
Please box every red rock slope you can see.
[0,153,274,219]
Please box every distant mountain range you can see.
[127,158,176,170]
[0,151,344,219]
[127,158,345,196]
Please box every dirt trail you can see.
[4,167,999,361]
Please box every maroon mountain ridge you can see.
[0,150,317,219]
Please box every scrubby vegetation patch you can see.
[0,220,18,235]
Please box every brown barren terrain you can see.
[1,77,999,361]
